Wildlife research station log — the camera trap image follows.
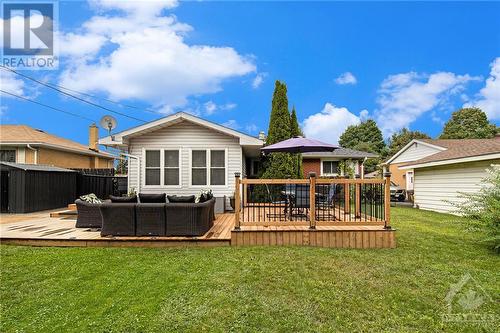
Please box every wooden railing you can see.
[234,172,392,229]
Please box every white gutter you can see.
[121,152,141,193]
[26,144,38,164]
[399,153,500,170]
[0,142,117,159]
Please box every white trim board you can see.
[399,153,500,169]
[385,139,446,165]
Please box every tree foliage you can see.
[261,81,297,178]
[451,165,500,253]
[387,128,431,159]
[290,106,303,137]
[339,120,385,154]
[439,107,497,139]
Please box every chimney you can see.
[89,123,99,151]
[258,131,266,141]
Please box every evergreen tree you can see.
[290,106,303,177]
[261,81,296,178]
[439,107,497,139]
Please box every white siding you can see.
[392,142,442,164]
[414,159,500,214]
[127,121,242,206]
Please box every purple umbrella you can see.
[261,136,338,153]
[261,136,338,177]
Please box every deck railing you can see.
[234,172,391,229]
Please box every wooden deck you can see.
[0,213,234,248]
[1,211,395,248]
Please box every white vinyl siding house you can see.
[412,159,500,214]
[389,141,444,164]
[100,113,262,212]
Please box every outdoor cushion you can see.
[167,195,195,203]
[110,195,137,203]
[79,193,102,204]
[139,193,166,203]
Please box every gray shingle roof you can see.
[0,162,76,172]
[302,147,378,159]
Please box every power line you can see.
[1,90,97,123]
[1,65,147,123]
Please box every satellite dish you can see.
[99,115,117,134]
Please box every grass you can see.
[1,207,499,332]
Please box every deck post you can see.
[309,172,316,229]
[344,175,350,217]
[355,174,361,218]
[234,172,241,230]
[384,172,392,229]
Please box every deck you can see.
[0,211,395,248]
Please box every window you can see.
[164,150,180,185]
[145,150,160,185]
[192,150,207,185]
[190,149,226,186]
[322,161,339,175]
[0,150,15,162]
[210,150,225,185]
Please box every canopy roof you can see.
[261,137,338,153]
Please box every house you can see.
[302,149,378,178]
[0,124,114,169]
[99,112,263,213]
[386,137,500,214]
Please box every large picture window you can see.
[191,149,226,186]
[192,150,207,185]
[164,150,180,186]
[145,150,160,185]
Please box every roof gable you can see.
[386,139,446,164]
[99,112,263,147]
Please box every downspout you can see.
[26,144,38,164]
[361,157,368,179]
[121,152,140,193]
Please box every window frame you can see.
[0,149,16,163]
[142,148,182,188]
[320,159,340,176]
[189,148,228,188]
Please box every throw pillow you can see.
[167,195,195,203]
[139,193,166,203]
[79,193,102,204]
[110,195,137,203]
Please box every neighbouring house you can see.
[99,112,263,213]
[0,124,115,169]
[302,149,378,178]
[386,137,500,214]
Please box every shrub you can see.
[453,164,500,253]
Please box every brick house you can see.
[0,124,115,169]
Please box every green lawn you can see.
[1,207,499,332]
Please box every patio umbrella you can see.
[261,136,338,177]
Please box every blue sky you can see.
[1,0,499,147]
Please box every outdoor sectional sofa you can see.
[75,195,216,237]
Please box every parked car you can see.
[390,181,406,202]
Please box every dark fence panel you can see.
[77,174,115,199]
[72,168,115,176]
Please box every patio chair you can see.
[290,184,310,218]
[165,198,215,236]
[264,184,289,220]
[135,203,166,236]
[100,203,136,236]
[75,199,102,228]
[315,184,339,221]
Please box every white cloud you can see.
[252,72,267,89]
[302,103,361,145]
[58,1,256,112]
[0,70,25,96]
[359,109,369,121]
[465,57,500,120]
[204,101,217,115]
[375,71,479,137]
[335,72,357,85]
[222,119,240,129]
[245,123,258,134]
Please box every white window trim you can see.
[320,158,340,177]
[142,147,182,189]
[188,148,228,188]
